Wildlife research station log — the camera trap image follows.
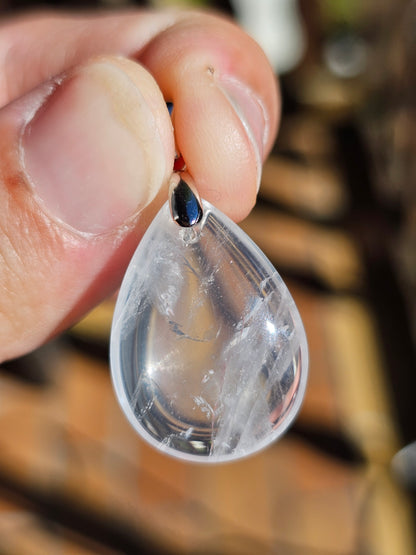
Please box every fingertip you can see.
[172,71,259,221]
[0,55,176,360]
[139,11,280,222]
[108,56,175,171]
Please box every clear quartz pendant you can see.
[110,174,308,463]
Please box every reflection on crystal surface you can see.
[110,201,308,463]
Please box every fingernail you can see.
[217,77,268,189]
[22,60,166,234]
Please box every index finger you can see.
[0,9,279,220]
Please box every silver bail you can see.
[169,173,203,228]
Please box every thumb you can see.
[0,56,174,361]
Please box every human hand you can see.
[0,9,279,362]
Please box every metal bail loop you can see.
[169,173,203,228]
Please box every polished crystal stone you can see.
[110,199,308,463]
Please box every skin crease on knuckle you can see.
[0,10,279,362]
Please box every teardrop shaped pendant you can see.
[110,174,308,463]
